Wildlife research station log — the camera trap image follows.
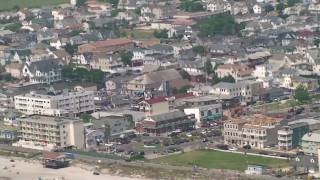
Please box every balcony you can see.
[278,135,292,141]
[278,130,293,136]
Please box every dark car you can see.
[216,144,229,150]
[295,107,305,115]
[243,145,251,149]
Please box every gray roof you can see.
[150,110,186,122]
[148,44,173,52]
[302,130,320,142]
[27,59,63,74]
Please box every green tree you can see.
[220,75,235,83]
[294,85,311,103]
[314,38,320,47]
[192,45,205,56]
[204,59,213,75]
[120,51,133,66]
[80,113,95,123]
[153,29,168,39]
[179,0,204,12]
[287,0,300,7]
[76,0,86,7]
[265,4,274,13]
[64,43,78,55]
[276,3,285,15]
[198,13,244,37]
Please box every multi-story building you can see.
[184,104,222,125]
[136,110,195,135]
[302,130,320,155]
[224,114,282,149]
[278,122,309,150]
[210,81,263,103]
[137,96,170,116]
[14,90,95,116]
[15,115,85,150]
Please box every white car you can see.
[228,147,238,151]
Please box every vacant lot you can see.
[0,0,69,11]
[155,150,289,171]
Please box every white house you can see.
[22,59,64,84]
[253,4,263,14]
[184,104,222,125]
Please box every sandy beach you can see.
[0,156,143,180]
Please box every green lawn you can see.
[253,99,304,112]
[0,0,69,11]
[128,29,155,39]
[155,150,289,171]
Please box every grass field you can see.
[0,0,69,11]
[127,29,155,39]
[155,150,289,171]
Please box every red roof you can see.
[91,38,133,48]
[174,92,194,99]
[145,96,167,104]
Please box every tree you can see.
[198,13,244,37]
[120,51,133,66]
[265,4,274,13]
[204,59,213,75]
[220,75,235,83]
[314,38,320,47]
[76,0,86,7]
[179,0,204,12]
[64,43,78,55]
[276,2,285,15]
[192,45,205,56]
[294,85,311,103]
[99,0,119,7]
[80,113,95,123]
[153,29,168,39]
[287,0,300,7]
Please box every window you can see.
[200,111,204,116]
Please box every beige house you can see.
[126,69,183,95]
[5,63,23,79]
[138,96,170,116]
[224,114,282,149]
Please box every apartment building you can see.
[14,90,95,116]
[278,122,309,150]
[16,115,84,150]
[210,81,263,103]
[184,103,222,125]
[224,114,282,149]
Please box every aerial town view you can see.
[1,0,320,179]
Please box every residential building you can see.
[4,63,23,79]
[290,154,318,173]
[126,69,183,96]
[184,104,222,125]
[224,114,282,149]
[210,81,263,103]
[302,130,320,155]
[136,110,195,135]
[245,165,266,175]
[216,64,253,82]
[137,96,170,116]
[278,122,309,150]
[15,115,85,150]
[14,90,95,116]
[22,59,64,84]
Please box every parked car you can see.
[216,144,229,150]
[228,147,238,151]
[243,144,251,149]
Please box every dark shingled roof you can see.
[27,59,63,74]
